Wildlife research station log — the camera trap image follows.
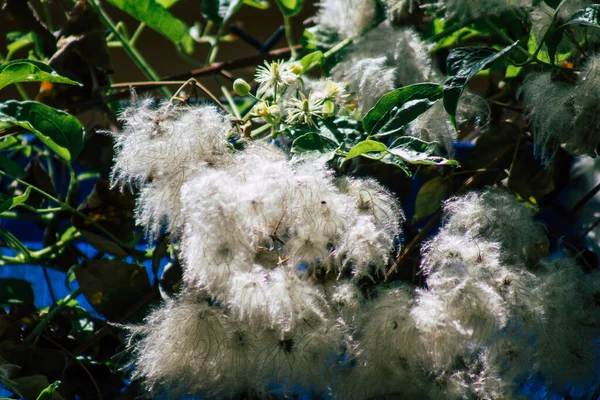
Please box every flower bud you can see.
[233,78,251,96]
[252,102,268,117]
[322,100,336,118]
[289,62,303,75]
[265,105,282,125]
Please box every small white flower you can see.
[255,60,296,98]
[285,92,325,127]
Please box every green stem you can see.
[40,0,54,32]
[282,16,297,60]
[25,288,82,342]
[66,163,76,202]
[90,0,171,97]
[0,169,127,248]
[130,22,146,46]
[0,226,32,260]
[206,23,226,66]
[219,80,241,119]
[14,83,30,101]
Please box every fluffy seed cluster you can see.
[521,56,600,162]
[433,0,532,21]
[114,101,600,400]
[113,100,410,397]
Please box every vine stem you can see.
[25,287,82,342]
[282,16,297,60]
[0,169,127,248]
[90,0,172,98]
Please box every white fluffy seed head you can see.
[436,0,532,22]
[315,0,378,39]
[110,100,232,187]
[441,189,549,265]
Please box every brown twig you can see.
[68,46,300,114]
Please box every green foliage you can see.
[0,60,80,91]
[362,83,443,135]
[107,0,195,53]
[275,0,304,17]
[443,42,518,127]
[0,101,84,162]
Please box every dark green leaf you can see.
[443,42,518,127]
[275,0,304,16]
[558,5,600,29]
[79,230,129,257]
[291,131,339,154]
[388,137,459,166]
[0,188,31,214]
[544,0,562,8]
[107,0,194,53]
[0,154,26,178]
[0,60,80,91]
[0,278,34,306]
[299,51,324,73]
[344,139,387,161]
[362,83,443,135]
[413,176,452,222]
[75,259,151,319]
[202,0,244,22]
[0,101,84,161]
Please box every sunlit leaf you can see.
[0,101,84,161]
[299,51,324,73]
[443,42,517,127]
[0,60,80,91]
[0,187,31,214]
[107,0,194,53]
[344,139,387,161]
[362,83,443,135]
[388,137,459,166]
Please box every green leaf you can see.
[156,0,180,7]
[376,153,411,176]
[0,154,25,177]
[75,259,151,319]
[291,131,339,154]
[443,42,518,127]
[202,0,244,22]
[275,0,304,16]
[559,5,600,29]
[36,380,60,400]
[0,60,80,91]
[299,51,324,73]
[388,137,459,166]
[0,101,84,162]
[0,278,34,306]
[107,0,194,53]
[0,188,31,213]
[344,139,387,161]
[362,83,443,135]
[243,0,269,9]
[413,176,452,222]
